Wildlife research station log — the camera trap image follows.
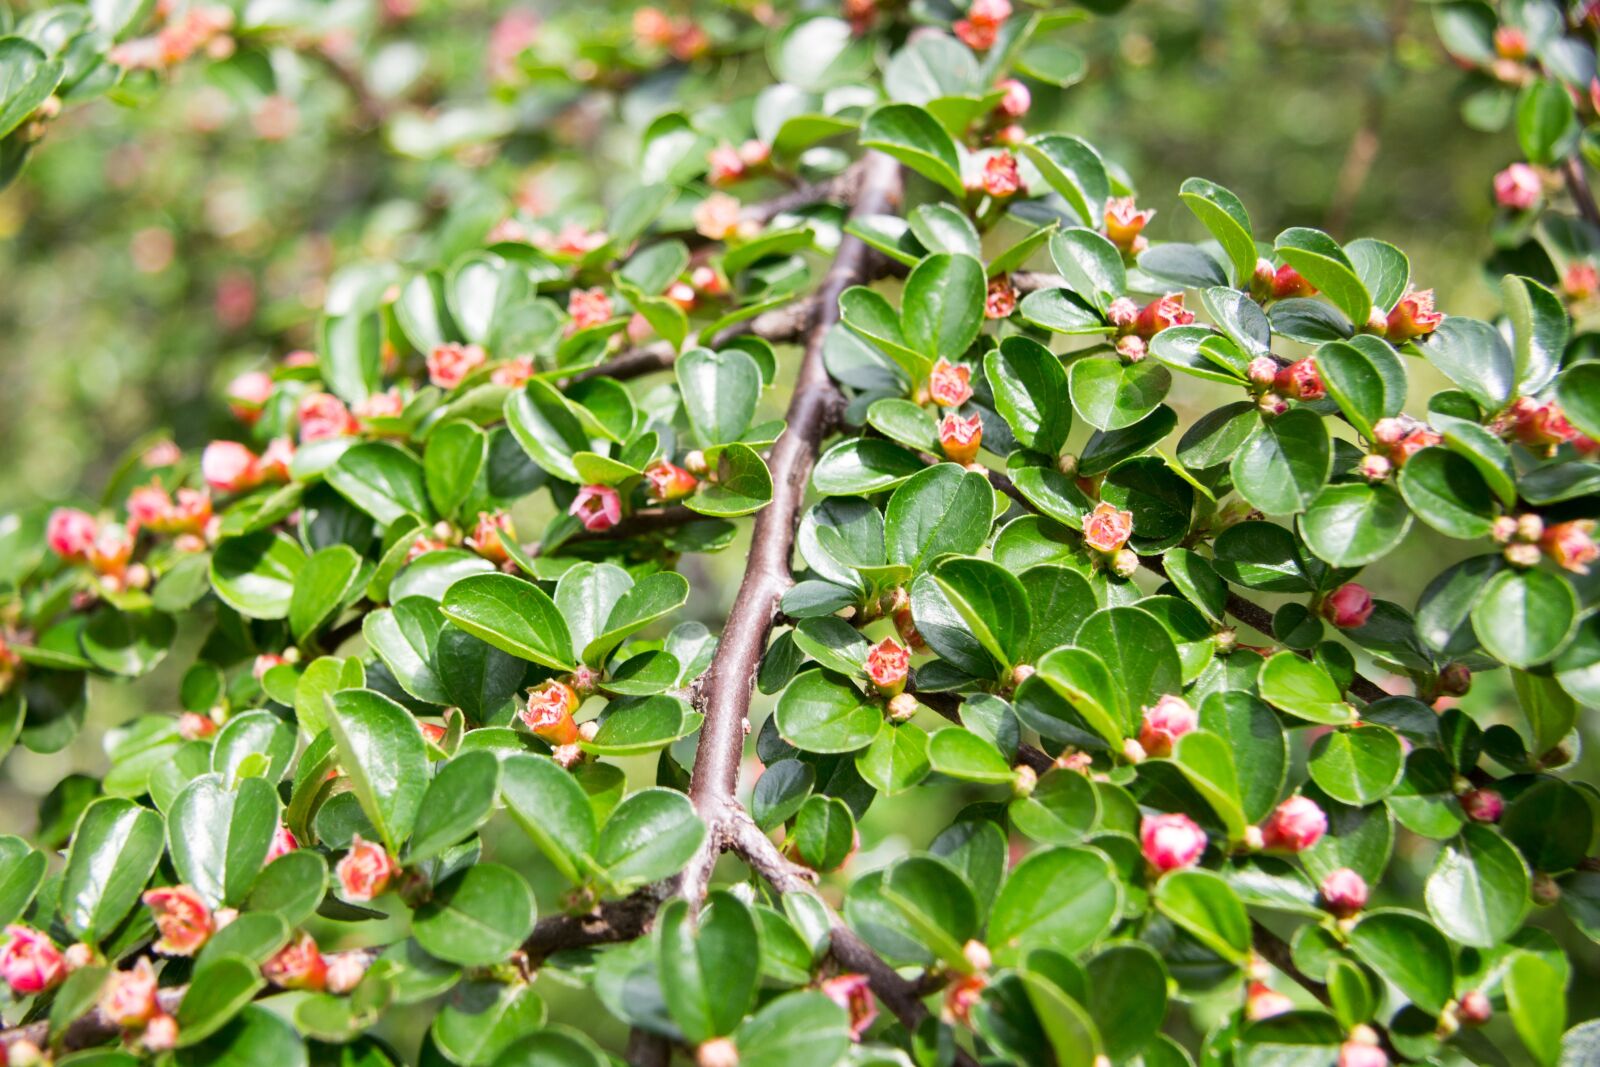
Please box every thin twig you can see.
[1564,156,1600,228]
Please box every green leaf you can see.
[583,572,691,667]
[0,39,64,141]
[1230,409,1331,516]
[1069,357,1171,431]
[1502,275,1568,394]
[60,797,165,942]
[406,751,500,864]
[1349,910,1454,1014]
[176,956,268,1046]
[988,846,1119,964]
[1316,337,1407,440]
[883,855,979,969]
[429,980,544,1066]
[1506,950,1566,1066]
[1309,727,1405,806]
[413,863,537,967]
[985,336,1071,456]
[856,722,931,795]
[1418,316,1515,411]
[289,545,363,645]
[1017,288,1110,335]
[174,1005,306,1067]
[1170,730,1248,844]
[1298,483,1412,566]
[583,696,700,755]
[1471,568,1577,668]
[839,286,927,381]
[903,252,986,360]
[321,312,382,404]
[245,850,328,928]
[927,727,1014,784]
[364,597,449,705]
[1075,607,1182,725]
[1022,135,1109,228]
[1424,823,1531,948]
[1274,227,1371,325]
[596,788,705,888]
[167,774,278,907]
[1556,361,1600,438]
[769,16,873,92]
[676,347,762,448]
[325,688,429,853]
[1049,229,1126,314]
[0,836,46,926]
[441,573,575,670]
[1258,652,1356,725]
[860,103,964,198]
[908,203,982,259]
[504,380,590,483]
[1199,692,1287,824]
[425,421,488,520]
[793,795,855,872]
[499,753,597,884]
[1153,869,1250,962]
[884,464,994,573]
[326,443,431,526]
[775,670,880,754]
[1397,446,1497,539]
[1018,647,1125,748]
[1345,238,1410,312]
[1009,768,1098,844]
[734,991,851,1067]
[1179,177,1256,284]
[210,532,307,620]
[658,892,761,1043]
[1518,78,1579,165]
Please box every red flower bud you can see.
[1458,990,1492,1026]
[569,484,622,532]
[941,972,987,1025]
[201,441,261,494]
[1082,501,1134,554]
[1274,357,1325,401]
[1338,1039,1388,1067]
[693,193,742,241]
[1564,262,1599,301]
[143,886,214,956]
[1247,356,1278,387]
[984,275,1017,320]
[0,926,67,995]
[1494,25,1528,60]
[142,1013,178,1052]
[426,343,486,390]
[706,144,745,186]
[47,507,100,560]
[1541,519,1597,574]
[1103,196,1155,252]
[865,637,910,697]
[1138,694,1196,758]
[298,392,358,442]
[1140,813,1206,872]
[1385,288,1442,342]
[1134,292,1194,339]
[995,78,1030,118]
[177,712,216,741]
[491,357,536,388]
[325,952,369,994]
[1261,794,1327,852]
[566,287,614,334]
[644,459,699,502]
[336,835,399,902]
[521,680,580,745]
[928,358,974,408]
[1271,264,1316,299]
[99,958,159,1027]
[1115,335,1146,363]
[1246,981,1294,1020]
[938,413,983,465]
[820,973,878,1040]
[1494,162,1541,210]
[1359,454,1391,482]
[263,931,326,991]
[1106,296,1139,331]
[466,510,515,563]
[266,823,298,863]
[980,152,1021,198]
[1319,867,1369,917]
[1321,582,1374,629]
[225,370,274,424]
[1460,787,1504,823]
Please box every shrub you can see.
[0,1,1597,1065]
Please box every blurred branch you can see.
[1324,0,1409,236]
[1564,157,1600,228]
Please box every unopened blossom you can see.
[143,886,214,956]
[225,370,274,423]
[953,0,1011,51]
[1138,695,1197,758]
[1246,981,1293,1021]
[1565,261,1599,301]
[928,358,974,407]
[202,441,261,493]
[938,413,983,465]
[491,357,536,387]
[1494,25,1528,59]
[707,144,745,185]
[1107,296,1139,331]
[47,507,99,560]
[985,275,1017,319]
[667,281,696,310]
[981,152,1021,198]
[1502,396,1583,450]
[89,524,135,579]
[996,78,1030,118]
[325,952,369,995]
[1082,501,1134,554]
[1385,288,1442,342]
[643,459,698,502]
[1247,357,1279,387]
[1542,519,1597,574]
[124,484,169,532]
[1141,813,1207,872]
[1274,357,1325,401]
[1338,1039,1388,1067]
[1135,292,1194,338]
[1458,990,1492,1026]
[467,511,515,563]
[1271,264,1316,299]
[522,679,580,745]
[260,437,295,482]
[1261,794,1327,852]
[178,712,216,741]
[266,823,299,863]
[298,392,359,442]
[100,958,160,1027]
[487,9,539,83]
[693,193,743,241]
[1116,335,1146,363]
[0,926,67,995]
[1104,196,1154,252]
[426,343,486,390]
[1319,867,1369,917]
[691,265,725,295]
[353,389,405,423]
[263,931,327,991]
[1321,582,1374,629]
[535,223,608,257]
[569,483,622,532]
[821,972,878,1040]
[1494,162,1541,210]
[632,6,676,47]
[168,489,212,534]
[565,287,615,335]
[336,835,399,902]
[865,637,910,697]
[143,1014,178,1051]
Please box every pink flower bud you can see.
[1494,162,1542,210]
[521,680,581,744]
[1116,335,1146,363]
[1261,794,1327,852]
[298,392,358,442]
[666,281,696,310]
[1274,357,1325,401]
[1321,583,1374,629]
[1563,262,1599,301]
[263,930,327,991]
[820,973,878,1041]
[886,693,920,723]
[738,140,771,168]
[928,358,974,408]
[466,510,516,563]
[1319,867,1369,917]
[1134,293,1194,339]
[938,413,983,465]
[981,152,1021,198]
[941,972,987,1025]
[1386,288,1442,342]
[985,275,1017,319]
[1103,197,1155,252]
[0,926,67,995]
[325,952,369,994]
[1082,501,1134,554]
[693,193,743,241]
[1338,1040,1388,1067]
[1246,981,1294,1020]
[707,144,745,186]
[177,711,217,741]
[644,459,699,502]
[491,357,536,388]
[142,886,214,956]
[1106,296,1139,331]
[426,343,487,390]
[99,958,159,1027]
[265,823,298,863]
[566,288,614,334]
[995,78,1030,118]
[1540,519,1597,575]
[1494,25,1528,59]
[569,484,622,532]
[1247,357,1279,388]
[1359,454,1391,482]
[1439,662,1472,697]
[46,507,100,561]
[336,835,399,903]
[1140,812,1206,872]
[1138,695,1197,758]
[1461,787,1503,823]
[696,1037,740,1067]
[865,637,910,697]
[225,370,274,424]
[954,17,998,50]
[1271,264,1316,299]
[1459,990,1491,1026]
[142,1014,178,1052]
[691,265,725,295]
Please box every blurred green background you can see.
[3,0,1589,1058]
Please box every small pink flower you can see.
[985,276,1017,319]
[1141,813,1206,873]
[1138,695,1197,759]
[1104,197,1155,252]
[1458,990,1492,1026]
[100,958,160,1027]
[298,392,358,442]
[865,638,910,697]
[566,288,614,334]
[691,265,725,295]
[89,524,135,579]
[1320,868,1369,917]
[143,1013,179,1051]
[353,389,405,422]
[336,835,399,903]
[491,357,536,387]
[942,973,987,1025]
[1115,336,1146,363]
[263,931,327,991]
[821,973,878,1041]
[467,510,516,563]
[178,712,216,741]
[954,17,998,50]
[707,144,745,186]
[1106,297,1139,331]
[325,952,369,995]
[1261,795,1327,852]
[693,193,743,241]
[1461,788,1503,823]
[995,78,1030,118]
[0,926,67,995]
[1564,262,1599,301]
[643,459,699,502]
[1135,293,1194,338]
[1271,264,1316,299]
[201,441,261,493]
[252,653,287,681]
[938,413,983,466]
[1246,981,1294,1020]
[143,886,214,956]
[569,484,622,532]
[1494,163,1541,211]
[47,508,100,560]
[1322,583,1374,629]
[1247,356,1279,387]
[1542,519,1598,575]
[928,358,974,408]
[1274,357,1325,401]
[427,343,487,390]
[1083,501,1134,554]
[265,823,298,863]
[225,370,274,423]
[981,152,1021,198]
[260,437,295,481]
[1338,1040,1388,1067]
[521,680,580,744]
[1386,288,1442,342]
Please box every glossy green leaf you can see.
[325,688,429,853]
[441,573,575,670]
